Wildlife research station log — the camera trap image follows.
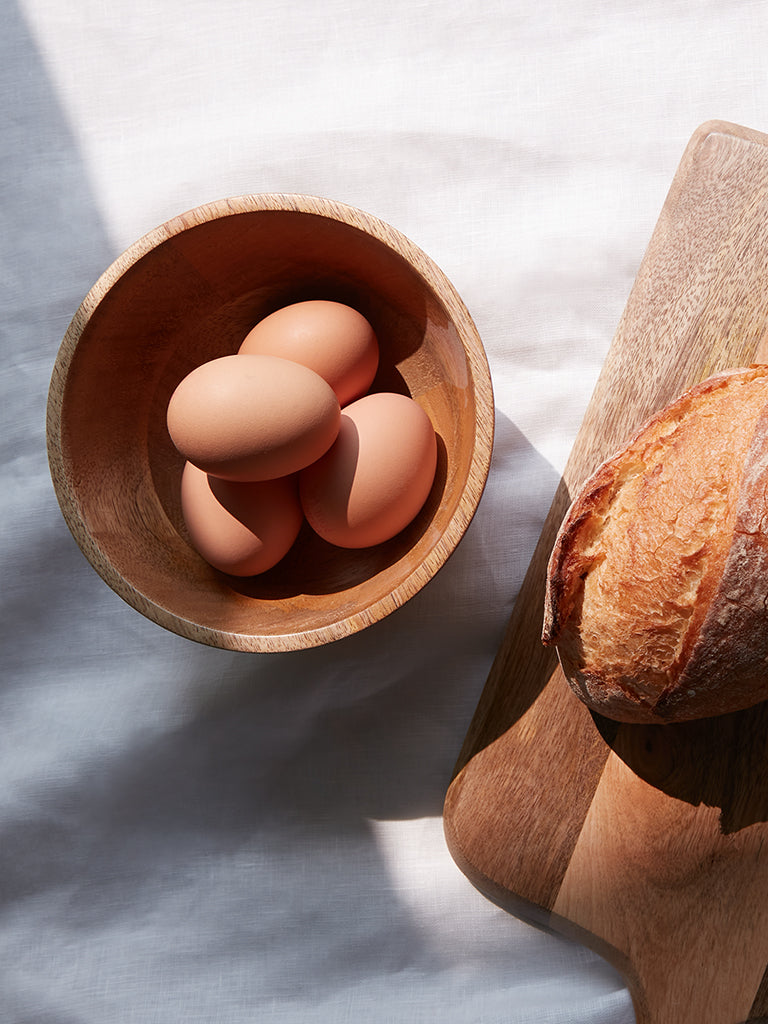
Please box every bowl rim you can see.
[46,192,495,652]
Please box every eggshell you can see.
[239,300,379,406]
[181,462,303,576]
[299,392,437,549]
[167,353,340,481]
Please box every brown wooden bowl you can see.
[46,194,494,652]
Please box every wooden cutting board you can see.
[443,120,768,1024]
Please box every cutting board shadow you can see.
[443,121,768,1024]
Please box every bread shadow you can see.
[501,467,768,839]
[453,444,768,838]
[593,699,768,835]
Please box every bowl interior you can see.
[48,196,493,651]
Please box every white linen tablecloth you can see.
[3,1,768,1020]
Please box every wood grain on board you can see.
[443,121,768,1024]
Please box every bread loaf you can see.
[542,364,768,724]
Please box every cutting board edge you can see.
[441,117,768,1024]
[442,806,651,1020]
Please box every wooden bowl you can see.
[46,194,494,652]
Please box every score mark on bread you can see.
[543,364,768,724]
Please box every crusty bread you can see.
[542,364,768,724]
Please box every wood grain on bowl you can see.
[443,121,768,1024]
[47,194,494,651]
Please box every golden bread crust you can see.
[543,365,768,723]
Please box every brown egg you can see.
[167,353,340,481]
[239,300,379,406]
[181,462,303,576]
[299,392,437,549]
